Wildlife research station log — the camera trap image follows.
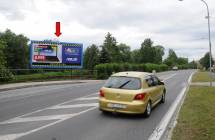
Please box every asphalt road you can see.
[0,70,194,140]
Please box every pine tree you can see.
[99,46,111,64]
[103,32,120,62]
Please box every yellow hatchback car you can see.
[99,71,166,117]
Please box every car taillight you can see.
[99,90,105,97]
[134,93,146,100]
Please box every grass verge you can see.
[172,86,215,140]
[192,71,215,82]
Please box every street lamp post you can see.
[179,0,213,86]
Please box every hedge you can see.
[94,63,168,79]
[177,64,190,70]
[0,68,14,82]
[0,69,95,83]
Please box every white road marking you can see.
[148,72,195,140]
[0,92,99,140]
[188,72,193,83]
[84,94,99,98]
[0,107,97,140]
[48,103,98,109]
[0,133,25,140]
[161,74,177,82]
[76,97,98,101]
[2,92,98,121]
[0,114,76,124]
[0,82,102,102]
[0,72,180,140]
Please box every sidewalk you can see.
[0,80,104,92]
[191,82,215,87]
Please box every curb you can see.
[163,72,195,140]
[148,71,196,140]
[163,71,196,140]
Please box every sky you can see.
[0,0,215,61]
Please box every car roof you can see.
[111,71,152,78]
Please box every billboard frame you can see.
[30,40,83,69]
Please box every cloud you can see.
[0,0,36,20]
[0,0,214,61]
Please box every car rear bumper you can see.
[99,98,147,114]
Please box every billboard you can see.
[30,40,83,69]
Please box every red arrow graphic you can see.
[55,22,62,37]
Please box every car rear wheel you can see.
[144,102,151,117]
[160,91,165,103]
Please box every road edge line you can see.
[165,71,196,140]
[148,71,196,140]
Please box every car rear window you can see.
[104,76,141,90]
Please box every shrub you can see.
[94,63,169,79]
[94,64,108,79]
[0,68,14,82]
[177,64,189,70]
[123,63,131,71]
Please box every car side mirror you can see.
[159,81,164,85]
[146,79,153,87]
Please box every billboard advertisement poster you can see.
[30,40,83,69]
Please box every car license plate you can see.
[107,103,127,109]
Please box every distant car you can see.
[172,66,178,70]
[99,71,166,117]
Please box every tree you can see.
[177,57,188,65]
[0,29,29,69]
[164,49,178,66]
[188,60,198,69]
[0,40,6,67]
[0,40,14,81]
[199,52,214,69]
[139,38,156,63]
[103,32,120,62]
[99,45,111,64]
[153,45,165,64]
[83,44,99,70]
[131,49,141,63]
[139,39,165,64]
[118,43,131,62]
